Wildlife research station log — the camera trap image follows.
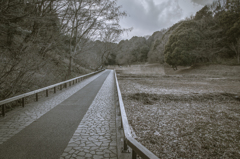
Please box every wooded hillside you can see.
[0,0,127,100]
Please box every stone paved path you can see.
[0,72,104,145]
[60,70,117,159]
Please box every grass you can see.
[117,63,240,158]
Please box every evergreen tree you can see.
[164,21,203,68]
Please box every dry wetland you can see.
[115,64,240,158]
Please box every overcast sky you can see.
[117,0,214,40]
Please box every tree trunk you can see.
[66,55,72,79]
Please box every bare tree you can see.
[59,0,128,77]
[97,27,124,67]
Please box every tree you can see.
[209,0,240,62]
[59,0,128,77]
[0,0,64,99]
[219,3,240,45]
[164,21,203,69]
[97,27,125,67]
[138,45,149,62]
[194,5,212,20]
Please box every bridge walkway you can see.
[0,70,118,159]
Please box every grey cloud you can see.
[118,0,183,38]
[191,0,214,5]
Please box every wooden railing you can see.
[114,71,159,159]
[0,69,104,117]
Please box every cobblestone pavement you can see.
[60,70,117,159]
[0,72,104,145]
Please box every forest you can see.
[0,0,240,100]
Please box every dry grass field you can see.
[116,63,240,158]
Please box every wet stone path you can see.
[0,72,103,145]
[60,70,117,159]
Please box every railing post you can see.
[22,98,25,107]
[73,80,74,85]
[121,119,123,128]
[132,149,137,159]
[46,89,48,97]
[2,105,5,117]
[118,106,121,116]
[54,87,56,93]
[60,84,62,90]
[65,83,67,88]
[69,81,71,86]
[122,138,129,152]
[36,93,38,101]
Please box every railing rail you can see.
[114,71,159,159]
[0,69,104,116]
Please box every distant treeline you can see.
[92,0,240,68]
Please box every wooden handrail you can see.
[114,71,159,159]
[0,69,104,116]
